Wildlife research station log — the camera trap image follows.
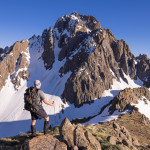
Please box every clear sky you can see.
[0,0,150,57]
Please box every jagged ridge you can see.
[0,12,150,108]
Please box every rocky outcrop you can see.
[109,87,150,114]
[0,48,3,54]
[53,12,150,107]
[0,48,4,61]
[107,136,117,145]
[111,39,135,77]
[1,12,150,108]
[0,40,29,90]
[61,24,135,106]
[41,12,150,107]
[59,118,101,150]
[59,118,75,147]
[85,130,102,150]
[136,54,150,86]
[42,27,55,69]
[22,134,67,150]
[112,122,139,150]
[1,116,149,150]
[74,124,90,149]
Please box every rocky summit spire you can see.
[0,12,150,107]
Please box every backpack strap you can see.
[29,88,33,111]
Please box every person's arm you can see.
[43,99,55,106]
[39,90,55,106]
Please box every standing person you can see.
[30,80,55,137]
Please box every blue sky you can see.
[0,0,150,57]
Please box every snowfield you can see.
[0,35,145,138]
[131,96,150,120]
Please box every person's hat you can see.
[34,80,41,87]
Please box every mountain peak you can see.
[54,12,101,39]
[1,12,150,140]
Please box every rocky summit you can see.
[0,12,150,107]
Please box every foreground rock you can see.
[59,117,75,147]
[1,114,150,149]
[112,122,139,150]
[60,118,101,150]
[22,134,67,150]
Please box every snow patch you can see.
[70,14,79,21]
[86,28,91,33]
[0,70,143,138]
[82,73,142,125]
[132,97,150,120]
[110,69,116,78]
[9,53,13,56]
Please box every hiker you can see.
[25,80,55,137]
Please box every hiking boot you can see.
[44,121,50,134]
[31,125,37,137]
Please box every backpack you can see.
[24,87,42,112]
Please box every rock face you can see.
[0,40,29,90]
[74,124,91,149]
[109,87,150,114]
[42,27,55,70]
[85,131,102,150]
[1,12,150,107]
[0,48,4,61]
[107,136,117,145]
[22,134,67,150]
[59,118,75,147]
[136,54,150,86]
[54,12,150,107]
[59,118,101,150]
[55,12,137,107]
[61,28,136,106]
[112,122,139,149]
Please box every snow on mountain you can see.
[83,76,142,125]
[132,96,150,120]
[0,12,150,139]
[0,64,143,138]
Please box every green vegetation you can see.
[101,143,122,150]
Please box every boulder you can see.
[122,139,138,150]
[112,122,139,149]
[71,146,78,150]
[122,138,132,147]
[85,131,102,150]
[59,118,102,150]
[59,118,75,148]
[74,124,90,149]
[118,144,131,150]
[132,137,140,146]
[107,136,117,145]
[22,134,67,150]
[55,141,68,150]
